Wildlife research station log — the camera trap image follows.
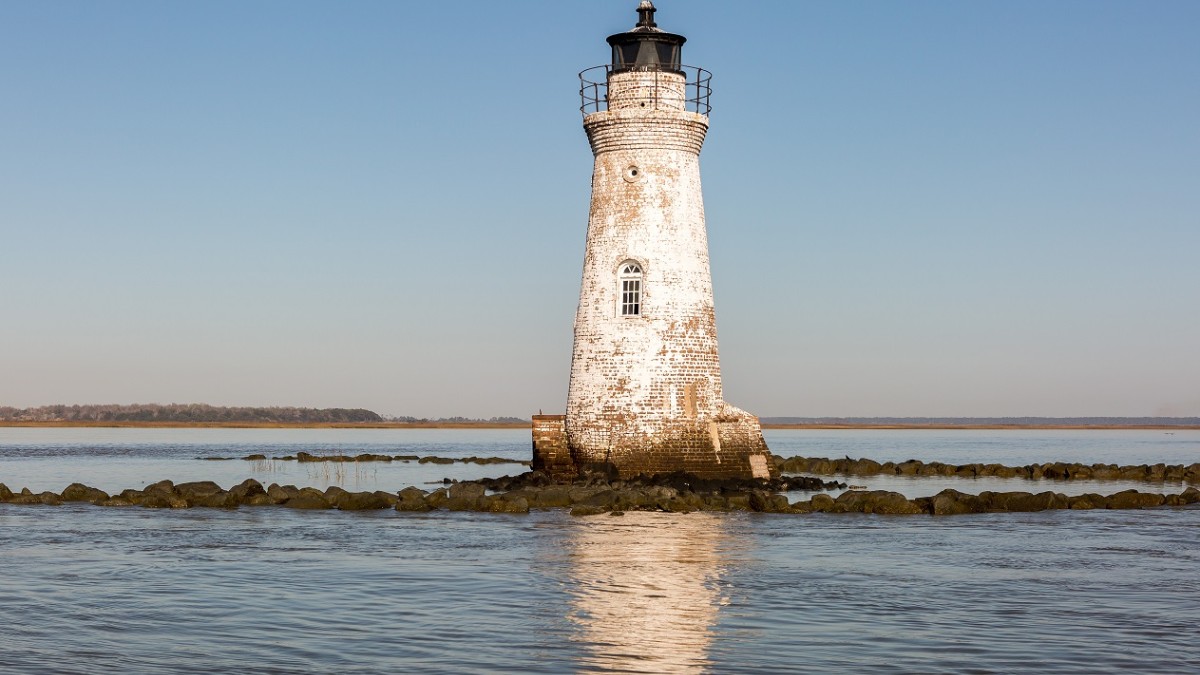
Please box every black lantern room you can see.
[607,1,685,73]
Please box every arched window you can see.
[618,261,643,316]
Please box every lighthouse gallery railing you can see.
[578,64,712,116]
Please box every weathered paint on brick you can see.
[531,415,575,482]
[553,68,774,481]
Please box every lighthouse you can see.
[533,1,774,481]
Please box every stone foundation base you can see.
[535,405,775,482]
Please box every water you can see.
[0,428,530,494]
[2,428,1199,673]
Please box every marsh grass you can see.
[300,454,380,488]
[249,458,283,473]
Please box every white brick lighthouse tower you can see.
[533,2,773,481]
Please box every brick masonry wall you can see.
[531,415,576,482]
[561,71,773,481]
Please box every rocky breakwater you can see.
[0,472,843,515]
[790,487,1200,515]
[776,456,1200,483]
[418,471,849,516]
[0,479,400,511]
[3,476,1198,517]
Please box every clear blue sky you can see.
[2,0,1197,418]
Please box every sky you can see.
[1,0,1198,418]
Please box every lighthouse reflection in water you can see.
[564,512,735,673]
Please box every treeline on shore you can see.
[0,404,383,424]
[0,404,531,425]
[386,416,529,424]
[761,416,1200,427]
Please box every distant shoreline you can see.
[0,421,531,429]
[1,421,1196,431]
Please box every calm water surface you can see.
[2,428,1199,673]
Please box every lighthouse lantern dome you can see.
[606,1,686,73]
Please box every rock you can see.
[6,490,36,505]
[419,456,455,465]
[245,493,276,506]
[722,491,753,511]
[570,504,609,516]
[425,488,449,509]
[446,482,487,510]
[267,484,299,504]
[1106,490,1165,510]
[977,491,1066,512]
[449,482,486,501]
[140,481,188,508]
[395,487,432,512]
[660,496,696,513]
[243,454,267,460]
[60,484,110,504]
[789,499,814,513]
[775,457,803,472]
[1116,465,1146,480]
[567,486,606,504]
[1141,464,1161,480]
[579,488,618,508]
[145,479,176,494]
[141,493,190,509]
[1068,494,1105,510]
[808,459,837,474]
[324,486,352,506]
[284,488,331,509]
[748,491,789,513]
[38,491,63,505]
[227,479,266,503]
[118,489,145,503]
[0,483,11,501]
[175,481,234,508]
[394,455,420,461]
[98,497,136,507]
[8,490,62,505]
[1069,464,1093,479]
[1041,463,1070,480]
[918,462,946,477]
[989,464,1021,478]
[810,493,835,512]
[283,495,330,509]
[928,489,986,515]
[373,491,398,507]
[1180,486,1200,504]
[847,458,883,475]
[1010,491,1068,512]
[335,491,393,511]
[478,495,530,514]
[529,485,572,508]
[835,490,923,515]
